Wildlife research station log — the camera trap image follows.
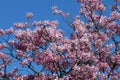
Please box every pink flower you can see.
[16,50,23,57]
[32,21,37,27]
[110,11,120,20]
[111,74,119,80]
[77,0,81,2]
[97,62,109,71]
[26,12,33,19]
[52,6,69,17]
[52,6,59,14]
[99,16,108,26]
[114,0,120,2]
[0,29,4,36]
[98,4,105,11]
[55,30,63,39]
[0,64,5,68]
[5,27,13,34]
[21,60,29,67]
[12,67,18,73]
[9,40,15,46]
[49,20,58,28]
[0,52,8,60]
[0,43,6,50]
[39,72,46,80]
[0,71,4,76]
[98,33,108,41]
[14,22,26,28]
[52,6,57,10]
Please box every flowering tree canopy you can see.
[0,0,120,80]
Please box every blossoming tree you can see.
[0,0,120,80]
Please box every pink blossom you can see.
[99,16,109,26]
[110,11,120,20]
[52,6,59,14]
[0,71,4,76]
[114,0,120,2]
[97,62,109,71]
[5,27,13,34]
[9,40,15,46]
[59,10,69,17]
[98,4,105,11]
[39,72,46,80]
[21,60,29,67]
[49,20,58,28]
[12,67,18,73]
[0,43,6,50]
[111,74,119,80]
[0,64,5,68]
[16,50,23,57]
[112,53,120,63]
[52,6,69,17]
[0,52,8,59]
[14,22,27,28]
[0,29,4,36]
[32,21,37,27]
[26,12,33,19]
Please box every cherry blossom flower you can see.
[26,12,33,19]
[0,28,4,36]
[0,52,8,60]
[0,43,6,50]
[5,27,13,34]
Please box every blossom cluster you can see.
[0,0,120,80]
